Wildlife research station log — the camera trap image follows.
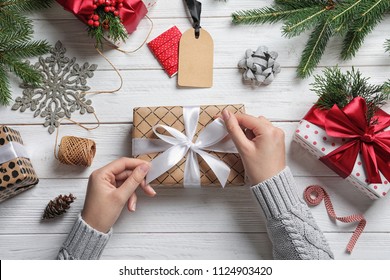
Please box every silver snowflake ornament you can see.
[12,41,97,134]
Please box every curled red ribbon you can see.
[304,97,390,184]
[304,185,366,253]
[56,0,147,34]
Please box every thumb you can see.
[118,163,150,198]
[222,110,249,151]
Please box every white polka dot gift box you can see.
[294,97,390,200]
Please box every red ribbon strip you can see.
[56,0,147,34]
[304,185,366,253]
[304,97,390,184]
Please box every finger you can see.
[244,128,256,140]
[222,109,252,149]
[115,170,133,182]
[103,157,149,175]
[140,180,156,197]
[118,163,150,198]
[127,192,137,212]
[234,113,271,132]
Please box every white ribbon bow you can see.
[132,106,238,187]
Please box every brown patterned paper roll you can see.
[132,104,246,187]
[0,126,39,202]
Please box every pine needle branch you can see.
[0,0,52,12]
[385,39,390,52]
[341,0,390,60]
[232,0,390,78]
[0,64,11,105]
[298,21,332,78]
[2,40,50,59]
[313,67,389,122]
[2,59,43,86]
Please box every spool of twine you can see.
[57,136,96,167]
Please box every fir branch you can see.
[341,0,390,60]
[0,27,31,46]
[232,6,317,25]
[232,0,390,78]
[313,67,389,121]
[0,64,11,105]
[0,8,32,29]
[4,59,42,86]
[282,6,328,37]
[1,40,50,58]
[87,6,128,48]
[385,39,390,52]
[0,0,52,12]
[298,21,333,78]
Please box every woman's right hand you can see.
[222,110,286,185]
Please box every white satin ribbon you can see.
[132,106,238,187]
[0,142,29,164]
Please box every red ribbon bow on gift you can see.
[317,97,390,184]
[56,0,147,34]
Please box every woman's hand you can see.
[81,157,156,233]
[222,110,286,185]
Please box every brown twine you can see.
[81,15,153,95]
[54,16,154,166]
[54,112,100,167]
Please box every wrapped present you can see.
[294,97,390,200]
[56,0,157,45]
[132,105,246,187]
[0,126,39,202]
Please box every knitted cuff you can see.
[60,214,112,260]
[251,167,302,220]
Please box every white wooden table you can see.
[1,0,390,260]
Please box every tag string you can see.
[54,112,100,167]
[184,0,202,38]
[82,15,154,95]
[303,185,366,253]
[114,15,154,54]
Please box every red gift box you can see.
[56,0,149,34]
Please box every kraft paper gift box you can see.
[0,126,39,202]
[132,104,246,187]
[294,97,390,200]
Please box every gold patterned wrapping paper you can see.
[0,126,39,202]
[132,105,246,186]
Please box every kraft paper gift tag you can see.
[178,0,214,88]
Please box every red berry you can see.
[93,14,99,21]
[104,6,110,12]
[93,21,100,27]
[114,10,119,16]
[87,19,94,26]
[93,0,98,3]
[105,0,111,5]
[93,4,97,9]
[111,6,115,11]
[118,3,123,8]
[99,0,104,4]
[118,0,123,2]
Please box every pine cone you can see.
[238,46,281,86]
[42,193,76,220]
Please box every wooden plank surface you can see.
[0,0,389,260]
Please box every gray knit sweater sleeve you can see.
[57,214,112,260]
[252,167,334,260]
